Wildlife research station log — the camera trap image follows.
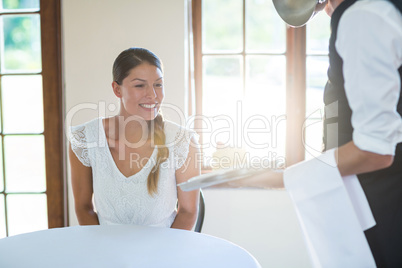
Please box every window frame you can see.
[0,0,66,236]
[40,0,66,229]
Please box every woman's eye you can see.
[155,84,163,88]
[135,84,145,88]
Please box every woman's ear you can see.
[112,81,122,98]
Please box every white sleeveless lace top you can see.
[69,117,198,227]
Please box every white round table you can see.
[0,225,261,268]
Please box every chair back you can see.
[194,190,205,233]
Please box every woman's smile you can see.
[139,103,158,109]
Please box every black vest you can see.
[322,0,402,266]
[323,0,402,151]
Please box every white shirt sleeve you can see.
[336,1,402,155]
[69,124,91,167]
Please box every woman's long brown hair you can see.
[113,47,169,196]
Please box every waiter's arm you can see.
[335,10,400,177]
[335,141,394,177]
[226,142,394,189]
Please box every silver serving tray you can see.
[178,168,270,191]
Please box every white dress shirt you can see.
[336,0,402,155]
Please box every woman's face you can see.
[114,62,164,121]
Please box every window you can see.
[191,0,330,169]
[0,0,65,237]
[305,12,331,160]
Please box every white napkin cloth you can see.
[284,149,376,268]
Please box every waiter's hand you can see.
[336,141,393,176]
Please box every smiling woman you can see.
[68,47,201,231]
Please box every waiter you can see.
[225,0,402,266]
[319,0,402,266]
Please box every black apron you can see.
[322,0,402,266]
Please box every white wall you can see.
[62,1,311,267]
[63,0,188,126]
[202,189,311,268]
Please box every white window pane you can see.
[306,56,328,118]
[304,118,324,160]
[2,75,44,134]
[202,56,243,157]
[246,0,286,53]
[307,11,331,54]
[0,195,6,238]
[0,140,3,192]
[244,55,286,158]
[202,56,243,116]
[245,56,286,115]
[202,0,243,53]
[1,15,42,73]
[4,135,46,193]
[7,194,48,236]
[2,0,40,10]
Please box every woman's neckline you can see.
[99,117,156,179]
